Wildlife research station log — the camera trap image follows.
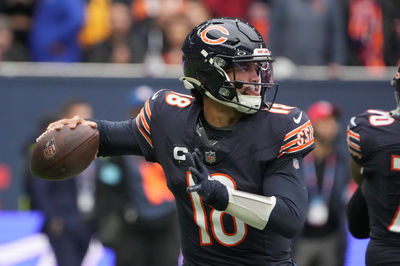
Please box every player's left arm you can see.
[346,186,370,238]
[187,150,306,237]
[224,156,307,238]
[350,157,363,185]
[259,155,307,238]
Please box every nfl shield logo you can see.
[43,138,57,159]
[205,151,216,164]
[293,158,299,169]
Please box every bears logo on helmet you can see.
[200,25,229,45]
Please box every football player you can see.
[43,18,315,265]
[347,65,400,265]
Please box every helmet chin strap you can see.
[205,90,261,114]
[214,64,262,114]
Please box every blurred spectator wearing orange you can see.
[160,14,192,64]
[247,0,271,44]
[347,0,400,67]
[130,0,211,66]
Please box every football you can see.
[30,124,99,180]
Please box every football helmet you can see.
[181,17,278,114]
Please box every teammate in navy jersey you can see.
[42,18,315,265]
[347,65,400,266]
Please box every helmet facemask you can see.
[203,51,278,114]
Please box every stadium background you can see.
[0,64,395,265]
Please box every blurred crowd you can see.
[0,0,399,72]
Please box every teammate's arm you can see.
[346,187,370,238]
[350,157,363,185]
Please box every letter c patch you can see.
[200,25,229,45]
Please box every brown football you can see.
[30,124,99,180]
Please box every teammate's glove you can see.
[186,149,228,211]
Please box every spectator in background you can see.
[268,0,347,78]
[381,0,400,66]
[130,0,188,70]
[247,0,271,44]
[26,100,98,266]
[0,14,29,61]
[293,101,350,266]
[95,85,180,266]
[30,0,85,62]
[79,0,111,51]
[4,0,36,57]
[347,0,400,67]
[85,2,146,63]
[202,0,252,20]
[161,14,192,64]
[185,0,211,30]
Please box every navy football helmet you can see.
[181,17,278,114]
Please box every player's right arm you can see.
[44,115,144,157]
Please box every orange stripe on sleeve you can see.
[140,108,151,134]
[278,139,314,158]
[279,139,298,152]
[136,117,153,148]
[347,129,360,141]
[284,121,312,141]
[348,147,362,159]
[348,140,361,152]
[145,100,152,119]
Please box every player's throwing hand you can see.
[186,149,228,211]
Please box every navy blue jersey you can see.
[98,89,314,265]
[347,109,400,245]
[128,90,314,265]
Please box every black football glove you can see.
[186,149,228,211]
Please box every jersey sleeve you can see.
[131,89,166,162]
[132,89,195,162]
[347,115,362,163]
[276,107,315,158]
[263,155,308,238]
